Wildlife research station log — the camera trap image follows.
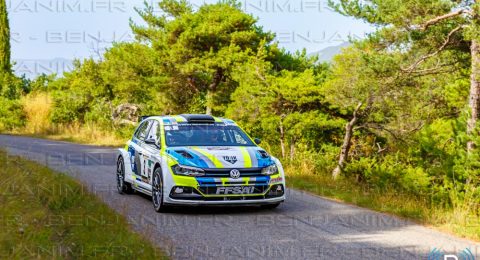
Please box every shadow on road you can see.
[135,191,272,215]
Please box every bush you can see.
[0,73,25,99]
[50,90,90,124]
[0,96,25,131]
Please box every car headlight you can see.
[171,165,205,177]
[261,164,278,175]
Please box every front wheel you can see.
[116,157,133,194]
[152,168,168,212]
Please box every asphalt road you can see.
[1,135,479,260]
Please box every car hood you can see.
[165,146,274,169]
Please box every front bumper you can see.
[164,174,286,206]
[164,195,285,206]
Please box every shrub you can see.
[0,96,25,131]
[50,90,89,124]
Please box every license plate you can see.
[216,186,255,195]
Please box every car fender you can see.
[160,153,177,199]
[117,146,135,184]
[271,156,287,197]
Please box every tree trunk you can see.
[332,102,362,179]
[205,90,213,115]
[289,140,295,160]
[205,68,224,115]
[279,119,286,158]
[467,39,480,152]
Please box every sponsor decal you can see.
[224,155,238,164]
[216,186,255,195]
[207,147,230,150]
[269,176,283,184]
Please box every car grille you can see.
[203,167,263,177]
[169,184,285,201]
[195,176,270,187]
[198,185,269,195]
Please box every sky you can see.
[6,0,374,77]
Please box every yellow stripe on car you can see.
[160,120,166,148]
[174,115,186,122]
[240,147,252,168]
[191,147,224,168]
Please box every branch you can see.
[401,25,464,72]
[255,65,268,83]
[362,123,405,142]
[376,142,387,154]
[352,102,363,118]
[421,9,470,30]
[408,60,460,77]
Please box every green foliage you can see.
[0,96,24,130]
[0,72,24,99]
[48,60,104,123]
[131,0,275,114]
[22,73,56,93]
[0,72,26,131]
[0,0,10,73]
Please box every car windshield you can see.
[164,123,255,147]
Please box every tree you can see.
[0,0,10,74]
[131,0,274,115]
[227,47,342,159]
[324,42,448,179]
[325,45,397,178]
[329,0,479,152]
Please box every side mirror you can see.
[145,138,159,148]
[254,138,262,145]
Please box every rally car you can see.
[116,114,286,212]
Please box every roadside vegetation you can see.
[0,150,165,259]
[0,0,479,241]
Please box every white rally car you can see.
[116,114,286,212]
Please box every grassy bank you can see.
[0,150,166,259]
[7,92,125,146]
[285,167,480,242]
[9,124,126,147]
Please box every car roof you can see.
[141,114,237,125]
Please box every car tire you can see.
[152,167,168,212]
[261,203,280,210]
[116,156,133,194]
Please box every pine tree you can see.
[0,0,11,74]
[330,0,480,157]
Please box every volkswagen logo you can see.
[230,169,241,179]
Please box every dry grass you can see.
[283,160,480,242]
[12,122,125,147]
[40,122,125,146]
[12,92,125,147]
[21,92,53,134]
[0,150,166,259]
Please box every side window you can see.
[146,121,161,144]
[135,120,152,141]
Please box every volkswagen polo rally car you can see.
[116,114,286,212]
